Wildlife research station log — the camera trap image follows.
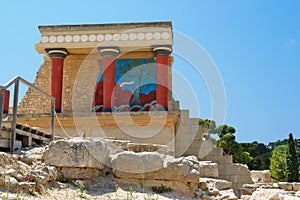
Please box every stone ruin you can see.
[0,21,260,198]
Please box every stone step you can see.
[0,138,22,149]
[1,122,51,148]
[206,147,224,156]
[203,155,233,164]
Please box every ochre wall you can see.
[18,54,100,113]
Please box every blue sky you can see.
[0,1,299,143]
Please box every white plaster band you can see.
[48,50,68,55]
[153,47,172,52]
[99,48,120,54]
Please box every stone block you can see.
[278,182,293,191]
[42,138,109,169]
[199,161,219,178]
[206,147,224,156]
[204,155,233,164]
[60,167,102,179]
[293,182,300,191]
[251,170,273,183]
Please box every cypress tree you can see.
[286,133,299,182]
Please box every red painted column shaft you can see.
[153,46,172,111]
[51,57,64,113]
[156,55,169,110]
[45,48,68,113]
[3,90,10,114]
[103,57,116,112]
[98,47,120,112]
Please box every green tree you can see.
[199,118,217,142]
[241,142,272,170]
[286,133,299,182]
[216,126,252,164]
[270,145,287,182]
[216,124,236,137]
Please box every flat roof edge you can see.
[38,21,173,31]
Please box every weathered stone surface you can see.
[42,138,109,169]
[218,189,238,200]
[5,177,18,187]
[0,172,5,186]
[248,188,300,200]
[199,161,219,178]
[207,187,219,196]
[293,182,300,191]
[198,181,207,190]
[126,143,170,155]
[219,163,253,193]
[60,167,102,179]
[18,182,35,189]
[239,184,259,196]
[278,182,293,191]
[111,151,164,174]
[251,170,273,183]
[19,154,33,164]
[200,178,232,190]
[111,151,201,195]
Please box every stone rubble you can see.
[1,138,300,199]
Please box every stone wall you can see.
[18,54,100,114]
[18,56,52,114]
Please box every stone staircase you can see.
[0,122,51,149]
[170,104,253,194]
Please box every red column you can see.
[153,46,172,111]
[98,47,120,112]
[3,90,10,114]
[45,48,68,113]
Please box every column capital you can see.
[152,45,172,56]
[45,48,69,59]
[98,46,120,57]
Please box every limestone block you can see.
[42,137,109,169]
[278,182,293,191]
[206,147,224,157]
[199,161,219,178]
[111,151,164,175]
[219,189,238,200]
[218,163,252,176]
[111,152,201,192]
[249,189,285,200]
[239,184,259,196]
[293,182,300,191]
[251,170,273,183]
[204,155,233,164]
[60,167,102,179]
[200,178,232,190]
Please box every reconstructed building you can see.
[14,21,252,192]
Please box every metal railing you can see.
[0,76,55,152]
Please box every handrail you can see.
[0,76,55,152]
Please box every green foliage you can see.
[152,184,172,193]
[199,118,217,133]
[215,124,252,165]
[270,145,287,182]
[240,142,272,170]
[58,173,69,183]
[126,186,134,200]
[286,133,299,182]
[216,124,236,138]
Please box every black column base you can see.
[104,108,112,112]
[55,108,61,113]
